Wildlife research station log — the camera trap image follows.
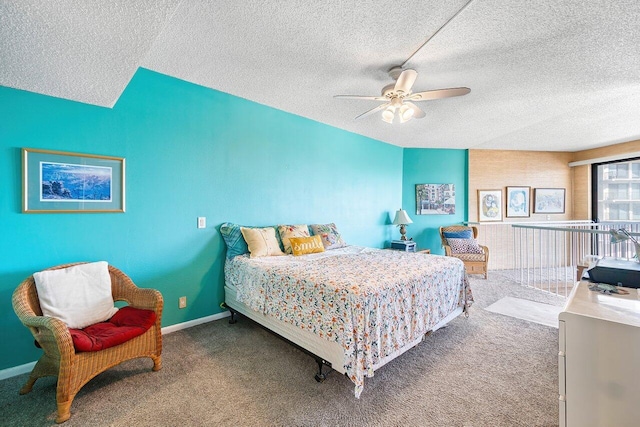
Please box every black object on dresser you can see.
[588,257,640,288]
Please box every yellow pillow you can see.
[289,235,325,256]
[240,227,285,258]
[277,224,311,254]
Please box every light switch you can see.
[197,217,206,229]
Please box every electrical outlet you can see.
[197,217,206,229]
[179,296,187,309]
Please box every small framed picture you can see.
[506,186,530,218]
[415,183,455,215]
[22,148,125,213]
[478,189,502,222]
[534,188,566,214]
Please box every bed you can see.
[224,244,473,397]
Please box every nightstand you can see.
[389,240,416,252]
[386,244,430,254]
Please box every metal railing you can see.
[469,221,640,298]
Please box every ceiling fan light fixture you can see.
[381,106,395,123]
[399,104,414,123]
[335,66,470,122]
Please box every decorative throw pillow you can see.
[221,223,284,258]
[33,261,119,329]
[289,235,325,256]
[277,224,311,254]
[220,223,250,258]
[309,223,347,250]
[447,238,484,254]
[443,229,473,240]
[240,227,285,258]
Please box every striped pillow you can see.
[220,223,249,259]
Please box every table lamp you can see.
[392,209,413,241]
[610,228,640,262]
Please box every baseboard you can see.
[0,310,231,381]
[161,311,230,334]
[0,361,37,381]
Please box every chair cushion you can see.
[453,253,487,262]
[69,306,156,352]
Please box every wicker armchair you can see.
[439,225,489,279]
[12,263,163,423]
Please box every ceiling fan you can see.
[334,67,470,123]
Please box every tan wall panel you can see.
[572,165,591,220]
[469,150,574,222]
[571,139,640,163]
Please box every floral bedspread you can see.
[224,246,473,397]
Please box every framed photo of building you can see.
[534,188,565,213]
[415,184,455,215]
[478,189,502,222]
[22,148,125,213]
[506,186,530,218]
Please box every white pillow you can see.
[33,261,118,329]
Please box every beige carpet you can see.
[0,273,563,427]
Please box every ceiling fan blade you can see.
[354,103,390,120]
[334,95,388,101]
[405,102,426,118]
[394,69,418,94]
[408,87,471,101]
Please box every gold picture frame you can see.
[22,148,125,213]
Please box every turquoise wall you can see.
[401,149,468,253]
[0,68,403,370]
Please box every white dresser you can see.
[558,282,640,427]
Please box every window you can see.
[593,158,640,221]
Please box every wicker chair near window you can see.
[439,225,489,279]
[12,263,163,423]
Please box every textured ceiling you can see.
[2,1,640,151]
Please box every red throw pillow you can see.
[110,306,157,329]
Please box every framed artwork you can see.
[22,148,125,213]
[415,184,455,215]
[506,186,530,218]
[534,188,566,214]
[478,189,502,222]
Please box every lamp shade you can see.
[610,229,631,244]
[399,104,414,123]
[382,106,395,123]
[392,209,413,225]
